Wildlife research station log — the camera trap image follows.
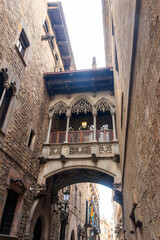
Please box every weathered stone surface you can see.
[103,0,160,239]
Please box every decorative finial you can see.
[69,58,76,71]
[92,56,97,68]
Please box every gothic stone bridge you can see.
[37,68,122,199]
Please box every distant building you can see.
[100,218,113,240]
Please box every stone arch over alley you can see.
[39,92,121,190]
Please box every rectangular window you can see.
[79,192,81,212]
[121,92,124,129]
[44,20,49,33]
[16,29,30,58]
[0,189,19,235]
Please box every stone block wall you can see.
[0,0,55,238]
[103,0,160,239]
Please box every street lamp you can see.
[63,189,70,202]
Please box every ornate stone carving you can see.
[69,145,91,155]
[97,99,110,112]
[54,102,67,115]
[113,183,123,205]
[10,178,26,192]
[0,67,8,82]
[49,146,62,155]
[99,144,112,154]
[35,184,47,198]
[49,102,67,116]
[71,97,92,114]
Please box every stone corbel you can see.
[1,67,9,82]
[60,211,69,223]
[8,178,27,193]
[60,154,67,163]
[114,154,120,162]
[34,183,47,198]
[113,183,123,205]
[91,153,98,163]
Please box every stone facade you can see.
[102,0,160,239]
[0,0,55,239]
[0,1,101,240]
[100,218,113,240]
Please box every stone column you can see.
[110,109,117,141]
[92,110,97,142]
[46,115,53,143]
[65,112,71,143]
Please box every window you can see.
[28,129,36,150]
[16,29,30,58]
[79,191,82,212]
[0,71,13,129]
[74,185,77,207]
[54,52,58,62]
[0,189,19,235]
[44,20,49,33]
[121,92,124,129]
[114,40,119,72]
[44,20,54,50]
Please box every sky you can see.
[99,185,113,221]
[58,0,106,69]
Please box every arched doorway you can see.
[71,230,75,240]
[33,217,42,240]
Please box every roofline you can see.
[44,66,113,76]
[48,2,76,68]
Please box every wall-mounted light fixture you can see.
[52,189,70,214]
[82,121,87,128]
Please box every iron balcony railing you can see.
[50,129,113,144]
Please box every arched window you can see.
[0,86,13,128]
[74,185,77,208]
[71,230,75,240]
[0,72,4,99]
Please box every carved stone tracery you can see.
[49,102,67,116]
[99,144,112,154]
[49,146,62,155]
[97,100,110,112]
[69,145,91,155]
[71,98,92,114]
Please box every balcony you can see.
[43,98,119,161]
[42,129,118,161]
[50,129,113,144]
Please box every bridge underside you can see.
[49,168,114,191]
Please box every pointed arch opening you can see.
[95,99,114,142]
[49,101,68,144]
